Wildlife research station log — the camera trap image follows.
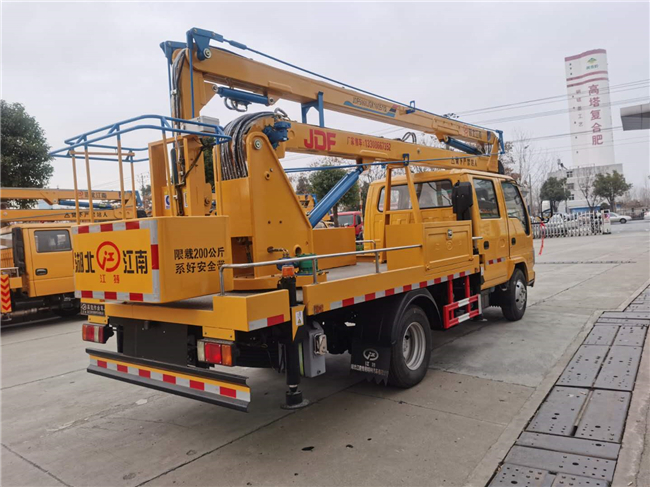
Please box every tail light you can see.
[82,323,113,343]
[197,339,234,366]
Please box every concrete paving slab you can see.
[556,345,608,388]
[504,446,615,482]
[1,445,67,487]
[575,390,631,443]
[488,463,555,487]
[551,473,609,486]
[593,346,643,391]
[602,311,650,320]
[515,432,620,460]
[595,317,650,326]
[349,369,533,425]
[583,325,619,346]
[612,325,647,347]
[144,391,506,487]
[526,386,589,436]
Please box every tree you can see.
[540,176,570,214]
[309,157,360,225]
[593,170,632,211]
[295,175,312,195]
[499,130,554,215]
[576,165,599,211]
[1,100,54,208]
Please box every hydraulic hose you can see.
[219,110,288,180]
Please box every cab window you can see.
[501,181,530,234]
[34,230,71,253]
[473,178,500,219]
[377,180,453,211]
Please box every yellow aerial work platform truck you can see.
[53,28,534,412]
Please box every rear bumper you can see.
[86,349,251,412]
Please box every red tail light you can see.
[82,324,113,343]
[197,339,234,366]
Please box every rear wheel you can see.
[388,305,432,388]
[620,218,627,224]
[501,269,527,321]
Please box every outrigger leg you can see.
[282,339,309,409]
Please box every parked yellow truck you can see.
[0,188,139,321]
[54,27,534,412]
[1,223,79,319]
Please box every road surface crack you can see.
[2,444,73,487]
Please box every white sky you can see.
[2,1,649,191]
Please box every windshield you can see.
[338,215,355,226]
[0,232,13,249]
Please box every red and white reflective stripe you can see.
[248,313,286,330]
[447,308,481,327]
[89,356,250,403]
[444,294,482,328]
[486,257,506,266]
[329,269,475,310]
[73,220,160,303]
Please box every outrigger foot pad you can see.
[282,390,310,409]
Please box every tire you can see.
[501,268,527,321]
[388,305,432,388]
[620,218,626,224]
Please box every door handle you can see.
[511,237,516,245]
[35,268,48,276]
[483,241,490,250]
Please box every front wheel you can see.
[620,218,627,224]
[388,305,432,388]
[501,269,527,321]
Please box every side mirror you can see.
[452,182,474,219]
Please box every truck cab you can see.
[1,223,79,319]
[365,169,534,299]
[337,211,364,239]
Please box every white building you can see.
[549,163,624,212]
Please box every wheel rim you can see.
[514,280,527,310]
[403,321,426,370]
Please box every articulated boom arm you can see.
[1,188,138,206]
[163,28,502,159]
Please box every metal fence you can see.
[532,212,609,239]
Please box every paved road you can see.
[2,227,649,487]
[611,219,650,234]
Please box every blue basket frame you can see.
[50,114,230,163]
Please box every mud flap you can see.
[350,341,391,384]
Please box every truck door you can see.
[27,228,75,297]
[471,177,509,287]
[501,181,534,276]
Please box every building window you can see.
[568,194,575,201]
[566,171,573,178]
[567,183,574,190]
